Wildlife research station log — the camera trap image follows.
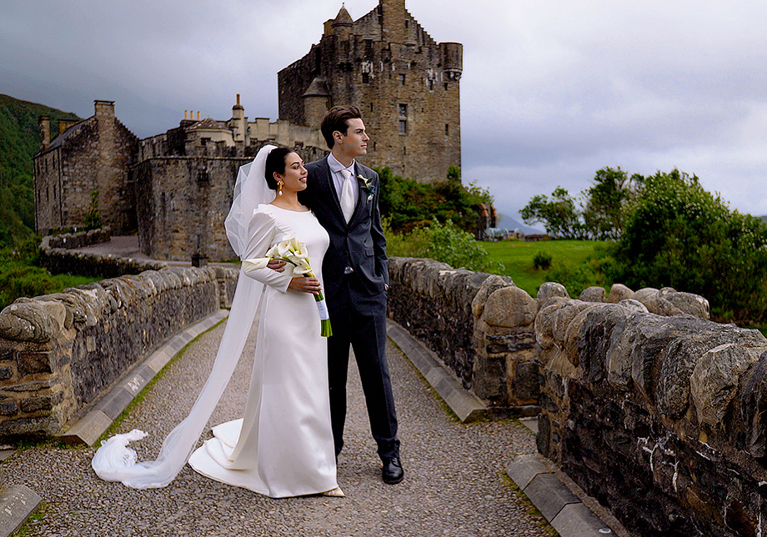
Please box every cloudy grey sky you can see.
[2,0,766,226]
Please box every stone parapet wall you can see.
[388,258,709,417]
[389,257,765,534]
[535,293,767,536]
[388,258,502,391]
[39,234,167,280]
[0,265,239,441]
[42,228,112,250]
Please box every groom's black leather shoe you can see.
[382,457,404,484]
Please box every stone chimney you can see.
[380,0,407,43]
[38,115,51,151]
[94,99,115,119]
[231,94,247,142]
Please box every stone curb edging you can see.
[507,454,617,537]
[59,309,230,446]
[0,485,42,537]
[386,320,488,423]
[390,319,621,536]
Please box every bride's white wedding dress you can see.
[188,203,337,498]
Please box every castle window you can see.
[365,39,373,54]
[445,124,449,136]
[399,74,406,85]
[444,83,449,91]
[370,103,374,112]
[362,73,370,84]
[428,79,435,91]
[399,104,407,117]
[399,120,407,134]
[405,18,409,29]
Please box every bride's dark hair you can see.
[264,147,295,189]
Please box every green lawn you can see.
[483,239,610,297]
[0,255,101,310]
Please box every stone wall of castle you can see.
[389,256,766,536]
[0,263,238,440]
[135,140,327,262]
[278,0,462,183]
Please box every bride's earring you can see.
[277,180,284,196]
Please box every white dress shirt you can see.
[328,153,358,209]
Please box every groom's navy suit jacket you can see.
[300,156,389,306]
[300,155,399,459]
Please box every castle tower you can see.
[302,77,332,129]
[277,0,462,183]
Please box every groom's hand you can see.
[267,260,287,272]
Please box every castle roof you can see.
[302,77,331,98]
[189,118,226,130]
[34,118,90,157]
[333,5,353,26]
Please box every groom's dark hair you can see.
[321,105,363,149]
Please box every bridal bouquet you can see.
[243,234,332,337]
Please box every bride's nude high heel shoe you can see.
[321,487,345,497]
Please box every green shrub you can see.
[384,218,499,273]
[532,251,552,270]
[611,169,767,323]
[82,189,102,230]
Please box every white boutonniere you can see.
[358,174,376,202]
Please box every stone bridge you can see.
[2,237,767,536]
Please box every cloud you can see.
[1,0,765,219]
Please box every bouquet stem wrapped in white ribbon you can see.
[243,234,332,337]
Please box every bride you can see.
[92,145,341,498]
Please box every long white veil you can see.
[91,145,277,488]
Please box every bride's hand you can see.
[288,276,322,295]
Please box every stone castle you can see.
[279,0,462,182]
[33,0,462,262]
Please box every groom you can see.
[298,105,403,485]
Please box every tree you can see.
[520,186,584,238]
[378,165,494,236]
[581,167,641,240]
[610,169,767,322]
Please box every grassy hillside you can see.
[0,94,81,246]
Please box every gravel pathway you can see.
[2,321,552,537]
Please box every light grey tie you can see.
[340,169,355,223]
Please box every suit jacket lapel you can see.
[348,162,370,227]
[316,157,346,223]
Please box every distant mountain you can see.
[497,214,545,235]
[0,94,81,246]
